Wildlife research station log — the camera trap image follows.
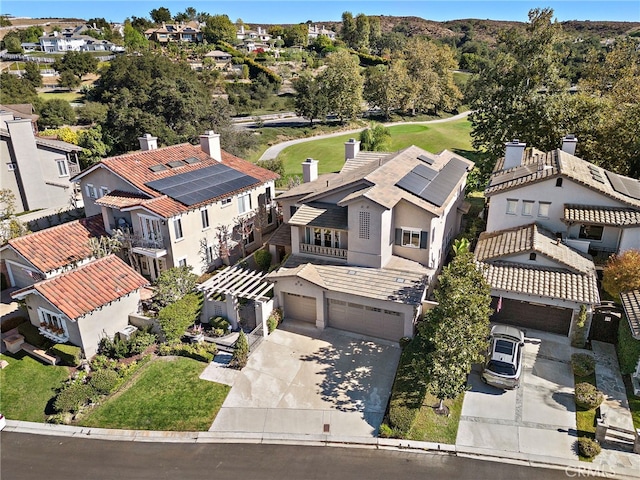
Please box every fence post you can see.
[595,413,608,444]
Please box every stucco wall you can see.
[619,228,640,253]
[391,199,433,266]
[347,199,389,268]
[79,167,138,217]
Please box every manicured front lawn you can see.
[0,352,70,422]
[408,391,464,444]
[78,357,229,431]
[277,117,473,176]
[38,91,83,103]
[574,372,598,462]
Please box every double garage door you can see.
[490,297,573,336]
[327,299,405,342]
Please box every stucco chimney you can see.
[200,130,221,161]
[138,133,157,151]
[345,138,361,161]
[561,134,578,156]
[302,158,318,183]
[503,139,526,170]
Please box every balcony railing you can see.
[131,235,165,250]
[300,243,347,259]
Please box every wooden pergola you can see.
[199,264,274,301]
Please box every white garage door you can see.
[327,299,405,342]
[283,293,316,324]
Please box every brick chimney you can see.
[138,133,157,151]
[302,158,318,183]
[345,138,361,161]
[561,134,578,156]
[503,139,526,170]
[200,130,222,161]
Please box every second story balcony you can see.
[300,242,347,259]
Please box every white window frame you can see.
[522,200,535,216]
[85,183,97,199]
[99,186,110,198]
[177,257,188,268]
[201,208,210,230]
[506,199,518,215]
[238,193,251,214]
[37,307,68,337]
[538,202,551,218]
[56,159,69,177]
[205,244,215,264]
[221,197,232,207]
[173,218,184,240]
[401,228,421,248]
[139,214,163,243]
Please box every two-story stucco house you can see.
[266,142,473,341]
[1,104,82,213]
[72,131,279,280]
[478,135,639,337]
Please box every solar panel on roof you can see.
[145,163,260,206]
[417,154,434,165]
[149,164,168,172]
[396,157,469,207]
[606,171,640,200]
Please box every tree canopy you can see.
[202,14,236,44]
[602,250,640,299]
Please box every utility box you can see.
[118,325,138,342]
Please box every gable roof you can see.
[25,255,148,320]
[475,223,595,275]
[278,146,473,216]
[289,202,349,230]
[620,290,640,339]
[486,148,640,208]
[0,103,38,122]
[6,215,106,273]
[73,143,278,218]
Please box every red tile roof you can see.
[8,215,106,273]
[32,255,149,319]
[81,143,279,218]
[95,190,150,209]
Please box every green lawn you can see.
[78,357,229,431]
[0,352,70,422]
[277,117,473,176]
[624,376,640,430]
[408,391,464,444]
[38,91,83,103]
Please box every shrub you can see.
[89,368,120,395]
[157,292,203,343]
[617,319,640,375]
[378,423,394,438]
[254,249,272,272]
[90,354,117,371]
[575,382,604,410]
[578,437,601,458]
[399,337,412,349]
[1,315,27,333]
[128,331,156,355]
[50,343,82,367]
[209,316,231,336]
[230,330,249,369]
[258,158,284,177]
[98,336,129,359]
[54,382,94,413]
[17,321,48,347]
[389,405,419,434]
[267,308,282,334]
[157,341,217,363]
[571,305,588,348]
[571,353,596,377]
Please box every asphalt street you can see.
[1,432,570,480]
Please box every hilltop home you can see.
[72,132,279,280]
[1,104,81,213]
[266,141,473,341]
[12,255,148,358]
[485,136,640,259]
[144,22,203,43]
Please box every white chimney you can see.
[200,130,221,161]
[138,133,157,151]
[561,134,578,156]
[302,158,318,183]
[503,139,526,170]
[345,138,361,161]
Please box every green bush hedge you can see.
[267,308,282,334]
[89,368,120,395]
[571,353,596,378]
[157,292,203,343]
[617,319,640,375]
[254,249,272,272]
[54,382,94,413]
[1,315,27,333]
[578,437,601,458]
[575,382,604,410]
[157,341,218,363]
[50,343,82,367]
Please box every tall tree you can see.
[0,72,38,104]
[602,250,640,299]
[150,7,172,24]
[319,50,363,122]
[417,252,492,413]
[353,13,370,52]
[202,14,236,44]
[363,60,410,118]
[340,12,356,48]
[53,51,98,84]
[467,8,566,161]
[37,99,75,128]
[123,21,149,51]
[282,24,308,47]
[292,72,328,126]
[78,126,110,169]
[23,62,43,88]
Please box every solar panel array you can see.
[146,163,260,206]
[606,170,640,200]
[396,157,469,207]
[417,154,434,165]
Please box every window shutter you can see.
[395,228,402,245]
[420,231,428,249]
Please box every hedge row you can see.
[157,341,218,363]
[349,49,389,67]
[157,292,203,343]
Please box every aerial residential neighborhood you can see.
[0,2,639,479]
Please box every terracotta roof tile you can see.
[33,255,149,319]
[95,190,150,209]
[77,143,278,217]
[564,204,640,226]
[620,290,640,339]
[8,215,106,273]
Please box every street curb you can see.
[6,420,638,478]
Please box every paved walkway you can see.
[258,111,472,160]
[590,341,640,472]
[0,288,26,324]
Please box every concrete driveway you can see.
[208,321,401,438]
[456,329,579,461]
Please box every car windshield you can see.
[487,360,516,376]
[495,339,514,355]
